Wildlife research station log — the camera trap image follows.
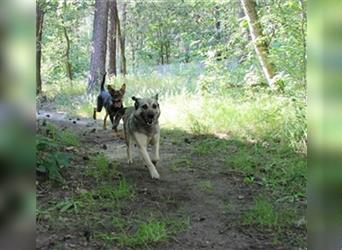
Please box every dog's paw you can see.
[150,170,160,179]
[127,159,133,164]
[152,160,159,166]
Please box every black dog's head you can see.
[107,84,126,108]
[132,94,160,126]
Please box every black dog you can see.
[93,73,126,131]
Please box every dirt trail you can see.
[36,111,287,250]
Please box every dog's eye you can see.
[152,104,157,109]
[142,104,148,110]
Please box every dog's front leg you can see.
[127,137,133,164]
[134,132,160,179]
[151,133,160,166]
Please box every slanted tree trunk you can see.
[240,0,275,88]
[107,0,117,76]
[36,2,44,95]
[62,0,72,81]
[88,0,109,92]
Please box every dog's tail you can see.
[100,73,107,91]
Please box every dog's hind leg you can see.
[151,134,160,166]
[103,112,108,130]
[94,95,103,120]
[134,132,160,179]
[93,108,97,120]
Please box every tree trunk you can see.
[299,0,306,85]
[240,0,275,88]
[120,2,127,75]
[113,0,126,76]
[107,0,117,76]
[63,26,73,81]
[62,0,72,81]
[88,0,109,92]
[36,3,44,95]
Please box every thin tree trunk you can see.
[63,26,73,81]
[62,0,72,81]
[160,42,164,65]
[113,0,126,76]
[240,0,275,88]
[299,0,306,85]
[107,0,117,76]
[88,0,109,92]
[120,2,127,75]
[36,3,44,95]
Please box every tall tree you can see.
[120,2,127,74]
[36,1,44,95]
[107,0,117,76]
[62,0,73,81]
[88,0,109,92]
[113,0,127,76]
[240,0,275,88]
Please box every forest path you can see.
[36,110,282,250]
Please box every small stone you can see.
[83,155,89,160]
[184,138,191,144]
[90,128,96,133]
[103,144,107,150]
[46,114,50,118]
[238,195,244,200]
[42,120,47,126]
[198,217,206,222]
[76,118,80,121]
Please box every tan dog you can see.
[123,95,161,179]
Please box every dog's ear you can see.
[154,93,159,101]
[132,96,140,110]
[120,83,126,95]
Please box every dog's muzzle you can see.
[113,99,122,108]
[145,113,155,126]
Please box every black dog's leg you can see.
[93,95,103,120]
[112,108,125,131]
[109,115,114,130]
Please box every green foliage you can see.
[36,132,73,182]
[115,219,168,247]
[170,156,192,172]
[198,180,213,193]
[58,130,80,146]
[243,197,295,229]
[96,179,135,200]
[86,154,119,183]
[99,217,189,247]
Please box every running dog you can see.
[123,94,161,179]
[93,73,126,131]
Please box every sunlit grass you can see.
[40,68,306,153]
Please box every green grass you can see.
[58,130,80,146]
[86,154,119,182]
[170,156,192,172]
[98,217,189,247]
[116,219,168,247]
[243,197,295,229]
[225,142,306,198]
[198,180,213,193]
[96,179,135,200]
[193,137,229,155]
